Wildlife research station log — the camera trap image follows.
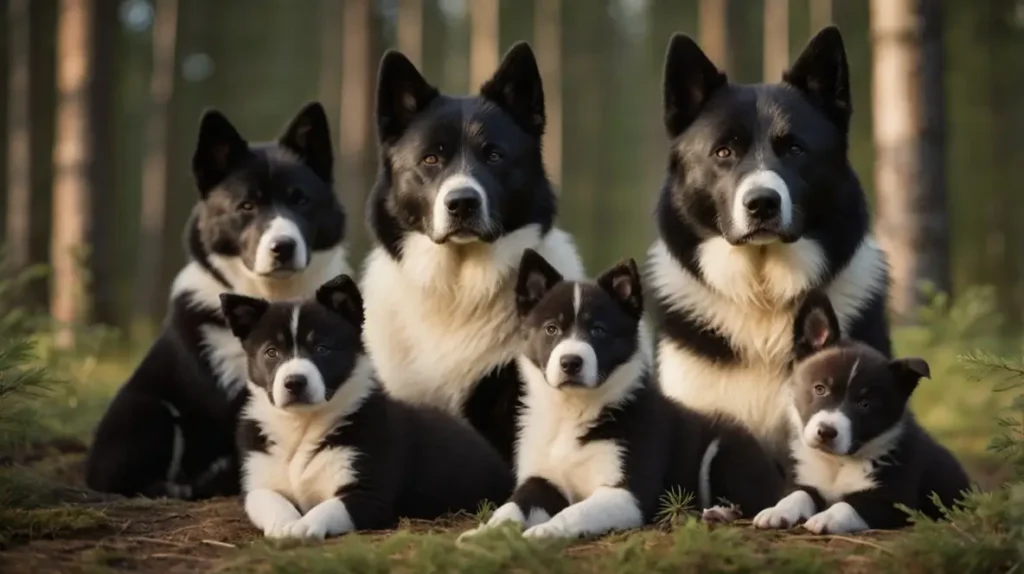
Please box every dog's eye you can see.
[485,147,504,164]
[857,399,871,411]
[315,344,330,355]
[422,154,440,166]
[238,201,255,212]
[589,325,606,338]
[812,383,828,396]
[788,143,804,156]
[288,188,309,206]
[713,147,732,159]
[265,347,279,360]
[544,323,560,336]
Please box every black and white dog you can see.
[753,292,970,534]
[461,251,781,540]
[86,103,349,499]
[361,42,585,463]
[646,27,890,463]
[222,276,512,540]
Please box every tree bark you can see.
[339,0,376,258]
[469,0,499,89]
[6,0,32,271]
[397,0,423,69]
[762,0,788,81]
[699,0,730,73]
[870,0,949,320]
[534,0,562,186]
[134,0,179,328]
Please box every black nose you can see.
[283,374,307,394]
[560,354,583,375]
[817,424,838,441]
[742,188,782,220]
[444,188,481,219]
[269,237,296,261]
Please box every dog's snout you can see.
[283,374,307,394]
[743,188,782,220]
[444,188,481,219]
[816,423,838,441]
[560,354,583,375]
[269,236,297,261]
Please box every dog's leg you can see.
[245,489,302,538]
[458,476,568,541]
[279,498,355,540]
[521,486,643,539]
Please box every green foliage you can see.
[960,351,1024,478]
[654,485,695,528]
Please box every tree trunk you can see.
[339,0,376,259]
[870,0,949,320]
[762,0,788,81]
[699,0,730,73]
[6,0,32,271]
[397,0,423,69]
[469,0,499,89]
[810,0,833,31]
[134,0,179,329]
[534,0,562,186]
[89,0,117,326]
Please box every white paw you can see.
[802,503,869,535]
[275,518,327,540]
[752,491,815,530]
[264,519,299,539]
[456,524,489,543]
[522,521,569,539]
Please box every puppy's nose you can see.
[817,423,838,441]
[743,188,781,220]
[560,354,583,375]
[444,188,481,219]
[269,237,297,261]
[283,374,307,394]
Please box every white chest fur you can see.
[791,441,877,503]
[361,226,585,415]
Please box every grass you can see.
[0,285,1022,572]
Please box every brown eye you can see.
[265,347,278,359]
[238,201,255,212]
[813,383,828,396]
[713,147,732,159]
[788,143,804,156]
[422,154,439,166]
[544,323,560,336]
[485,148,503,164]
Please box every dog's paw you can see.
[522,521,569,539]
[802,503,869,535]
[272,519,327,540]
[456,524,489,544]
[701,504,742,525]
[753,505,798,529]
[264,519,299,539]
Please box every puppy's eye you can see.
[713,147,732,159]
[589,325,606,338]
[857,399,871,411]
[544,323,560,336]
[485,147,504,164]
[422,154,439,166]
[265,347,279,360]
[238,201,255,212]
[788,143,804,156]
[812,383,828,396]
[288,188,310,206]
[314,344,330,355]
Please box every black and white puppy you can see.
[86,103,349,499]
[223,276,513,540]
[753,292,970,534]
[647,27,890,463]
[461,251,781,541]
[361,42,585,463]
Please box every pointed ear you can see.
[515,249,563,316]
[219,293,270,341]
[783,26,851,133]
[376,51,440,144]
[597,259,643,318]
[793,291,841,360]
[479,42,545,138]
[278,102,334,183]
[316,274,364,330]
[192,109,250,196]
[890,357,930,397]
[663,33,727,139]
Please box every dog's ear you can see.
[192,109,250,196]
[219,293,270,341]
[889,357,930,397]
[784,26,851,133]
[597,259,643,319]
[793,291,841,360]
[662,33,727,139]
[376,51,440,144]
[515,249,563,316]
[480,42,545,138]
[316,274,365,330]
[279,102,334,184]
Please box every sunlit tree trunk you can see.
[810,0,833,31]
[870,0,949,320]
[699,0,730,73]
[134,0,179,329]
[339,0,376,258]
[398,0,423,69]
[763,0,788,81]
[6,0,32,271]
[534,0,562,186]
[469,0,499,88]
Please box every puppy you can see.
[461,251,781,541]
[222,276,513,540]
[754,292,971,534]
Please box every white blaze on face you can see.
[253,216,309,274]
[432,172,489,243]
[802,409,853,455]
[731,169,793,242]
[271,357,326,407]
[545,338,599,388]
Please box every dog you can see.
[646,27,890,465]
[85,103,349,499]
[460,251,781,541]
[222,275,513,539]
[361,42,585,463]
[753,291,970,533]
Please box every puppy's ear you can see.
[890,357,930,397]
[480,42,545,138]
[316,274,365,330]
[375,51,439,144]
[793,291,841,360]
[784,26,851,133]
[192,109,250,196]
[515,249,563,316]
[220,294,270,341]
[278,102,334,183]
[662,33,727,138]
[597,258,643,318]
